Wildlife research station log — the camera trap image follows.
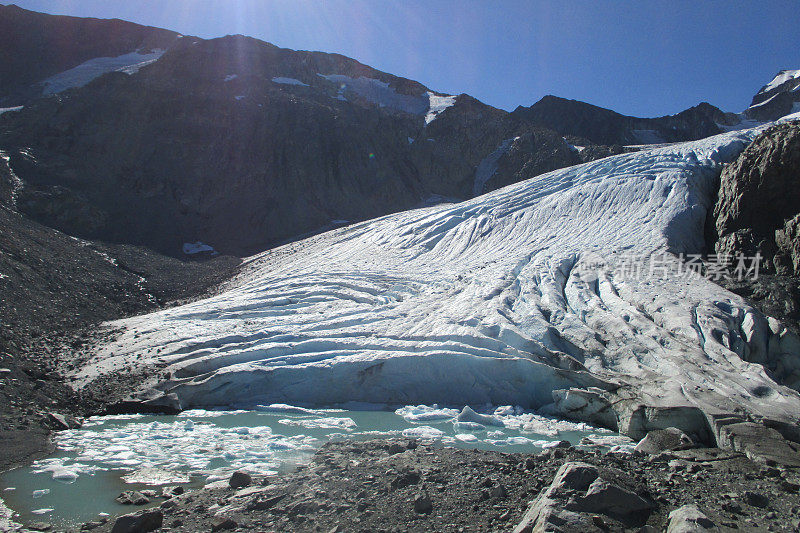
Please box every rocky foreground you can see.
[63,437,800,533]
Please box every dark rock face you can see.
[512,95,735,146]
[708,121,800,388]
[0,34,598,257]
[0,4,179,104]
[712,122,800,275]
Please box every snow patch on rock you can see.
[0,106,23,116]
[425,92,457,124]
[182,241,216,255]
[271,77,309,87]
[41,50,165,95]
[473,137,517,196]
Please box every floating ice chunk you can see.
[122,468,191,485]
[234,95,245,101]
[255,404,323,415]
[224,74,238,82]
[504,436,534,445]
[542,440,570,449]
[401,426,444,439]
[395,404,458,423]
[454,433,479,442]
[486,430,505,438]
[492,405,520,417]
[31,509,54,515]
[456,406,504,427]
[51,468,78,483]
[184,419,194,430]
[453,421,485,431]
[32,489,50,498]
[278,417,356,430]
[271,77,308,87]
[578,434,636,450]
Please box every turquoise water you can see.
[0,405,628,529]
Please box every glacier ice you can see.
[75,122,800,442]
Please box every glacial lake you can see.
[0,405,631,529]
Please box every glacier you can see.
[75,122,800,443]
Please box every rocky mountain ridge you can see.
[512,95,739,146]
[0,28,603,256]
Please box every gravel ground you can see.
[78,439,800,533]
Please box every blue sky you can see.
[9,1,800,117]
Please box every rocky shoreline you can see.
[61,438,800,533]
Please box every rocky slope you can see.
[0,152,241,470]
[0,3,179,105]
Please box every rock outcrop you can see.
[712,122,800,275]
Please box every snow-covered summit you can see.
[758,69,800,96]
[76,120,800,442]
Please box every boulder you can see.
[635,427,695,455]
[47,412,81,430]
[718,422,800,467]
[229,470,252,488]
[550,462,599,491]
[210,516,237,531]
[162,485,184,498]
[110,510,163,533]
[115,491,150,505]
[413,490,433,514]
[565,478,654,516]
[666,505,717,532]
[743,491,769,508]
[713,122,800,275]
